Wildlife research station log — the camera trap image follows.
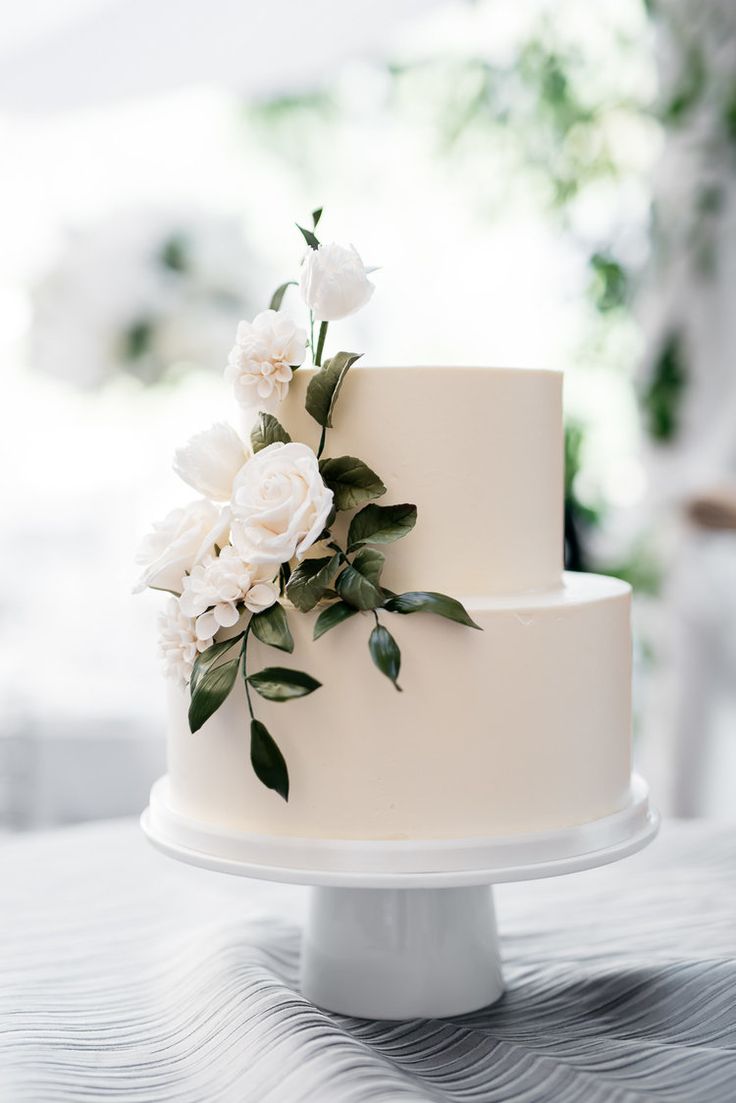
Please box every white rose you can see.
[158,596,211,685]
[134,500,230,594]
[173,422,248,501]
[299,242,375,322]
[225,309,306,412]
[230,441,333,564]
[179,545,278,640]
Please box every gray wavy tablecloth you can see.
[1,818,735,1102]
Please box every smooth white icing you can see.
[166,573,632,839]
[281,366,564,596]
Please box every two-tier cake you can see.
[138,216,633,847]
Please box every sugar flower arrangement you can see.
[136,210,479,801]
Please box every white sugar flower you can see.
[158,596,212,685]
[134,500,230,594]
[243,580,282,615]
[180,545,278,641]
[173,422,249,501]
[299,242,375,322]
[231,441,333,565]
[225,309,306,412]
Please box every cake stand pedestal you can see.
[141,775,658,1019]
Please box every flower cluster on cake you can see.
[136,211,478,801]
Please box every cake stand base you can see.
[141,775,658,1019]
[302,885,502,1018]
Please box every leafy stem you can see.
[327,540,349,565]
[242,622,255,721]
[315,320,328,367]
[314,322,329,458]
[279,562,291,596]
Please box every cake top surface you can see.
[464,572,630,609]
[293,363,562,377]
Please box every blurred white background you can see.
[2,0,734,829]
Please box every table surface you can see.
[1,818,734,1103]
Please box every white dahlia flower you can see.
[179,546,278,641]
[225,309,306,412]
[158,596,212,684]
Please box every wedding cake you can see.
[138,213,632,843]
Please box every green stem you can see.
[372,610,380,628]
[315,321,328,367]
[309,311,315,362]
[242,623,255,720]
[327,541,348,565]
[313,321,329,453]
[279,562,292,596]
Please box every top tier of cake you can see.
[282,365,563,595]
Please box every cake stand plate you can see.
[141,775,658,1019]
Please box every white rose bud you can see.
[173,423,248,502]
[230,441,333,564]
[299,242,375,322]
[134,500,230,595]
[225,309,306,413]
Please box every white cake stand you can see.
[141,775,658,1019]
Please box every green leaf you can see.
[347,503,417,550]
[251,412,291,453]
[250,603,294,653]
[312,207,323,229]
[369,624,402,691]
[268,280,297,312]
[383,591,482,630]
[313,601,359,640]
[250,719,289,801]
[336,556,385,610]
[286,555,340,612]
[188,656,240,733]
[642,332,688,443]
[159,235,188,273]
[297,223,320,250]
[352,547,384,584]
[305,351,362,428]
[247,666,322,701]
[190,634,244,694]
[319,455,385,510]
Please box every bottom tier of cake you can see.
[166,572,632,840]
